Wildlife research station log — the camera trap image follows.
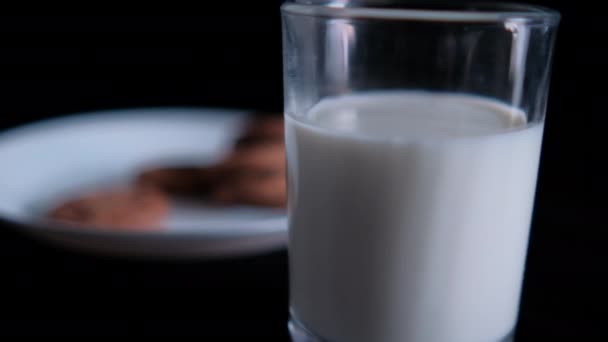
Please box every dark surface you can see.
[0,1,605,340]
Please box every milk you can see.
[286,91,544,342]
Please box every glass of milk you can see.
[281,1,560,342]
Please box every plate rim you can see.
[0,106,288,240]
[0,106,250,143]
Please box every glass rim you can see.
[282,1,560,24]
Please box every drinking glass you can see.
[282,1,560,341]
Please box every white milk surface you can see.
[286,91,544,342]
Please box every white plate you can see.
[0,108,287,258]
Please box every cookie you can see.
[136,166,221,196]
[47,187,169,230]
[241,116,284,139]
[211,171,287,208]
[134,116,287,208]
[219,141,285,171]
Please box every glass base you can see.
[288,317,326,342]
[289,316,515,342]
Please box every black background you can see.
[0,1,605,340]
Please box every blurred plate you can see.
[0,108,287,258]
